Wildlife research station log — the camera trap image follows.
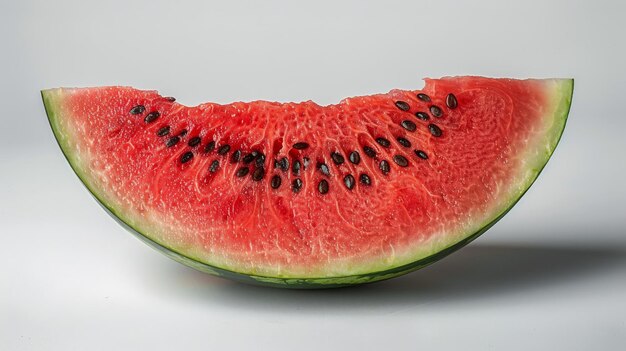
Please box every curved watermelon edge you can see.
[42,79,573,289]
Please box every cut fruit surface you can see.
[42,76,573,288]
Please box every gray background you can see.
[1,0,625,350]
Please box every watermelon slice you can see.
[42,76,573,288]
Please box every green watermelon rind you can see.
[42,79,573,288]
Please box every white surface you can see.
[1,0,625,350]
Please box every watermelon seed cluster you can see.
[130,91,458,196]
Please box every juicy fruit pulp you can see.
[43,77,573,287]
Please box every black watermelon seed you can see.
[417,93,431,102]
[252,167,265,181]
[376,137,391,148]
[292,160,301,175]
[331,152,345,165]
[430,105,443,118]
[414,149,429,159]
[164,97,176,102]
[428,124,443,137]
[255,154,265,168]
[144,111,160,123]
[293,142,309,150]
[415,112,430,121]
[344,174,355,190]
[188,136,201,147]
[401,120,416,132]
[363,146,377,158]
[393,155,409,167]
[275,157,289,171]
[156,126,170,137]
[217,144,231,155]
[394,101,410,111]
[292,178,303,193]
[130,105,145,115]
[318,179,329,194]
[180,151,194,164]
[446,93,458,109]
[203,140,216,153]
[242,153,256,164]
[396,137,411,148]
[379,160,391,174]
[230,150,241,163]
[166,136,180,148]
[349,151,361,164]
[271,175,282,189]
[236,167,249,177]
[318,162,330,176]
[178,129,188,137]
[359,173,371,186]
[209,160,219,173]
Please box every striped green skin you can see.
[42,79,573,288]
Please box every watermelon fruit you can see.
[42,76,573,288]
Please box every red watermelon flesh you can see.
[42,76,573,287]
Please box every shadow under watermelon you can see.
[145,242,626,312]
